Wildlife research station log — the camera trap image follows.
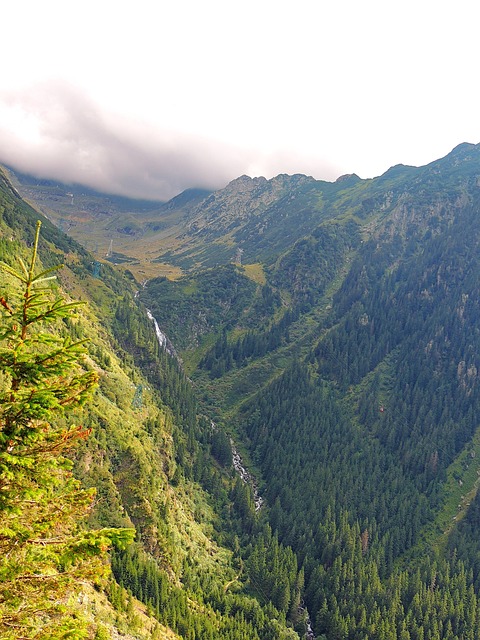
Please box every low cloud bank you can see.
[0,80,339,201]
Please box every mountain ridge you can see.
[138,140,480,637]
[5,143,480,637]
[0,171,304,639]
[8,142,480,279]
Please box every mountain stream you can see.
[146,309,176,357]
[147,310,313,637]
[230,440,264,512]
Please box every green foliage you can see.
[245,525,302,617]
[112,544,263,640]
[146,144,480,638]
[113,293,198,427]
[141,264,256,351]
[0,171,85,260]
[234,190,480,636]
[199,309,297,378]
[0,171,304,640]
[210,428,233,467]
[0,222,134,639]
[7,146,480,639]
[270,220,359,310]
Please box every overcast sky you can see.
[1,0,479,201]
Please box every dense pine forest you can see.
[3,143,480,639]
[0,170,303,639]
[140,143,480,639]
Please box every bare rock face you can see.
[187,173,315,234]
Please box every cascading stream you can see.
[230,440,264,512]
[146,309,175,357]
[146,310,315,634]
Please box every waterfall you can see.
[146,309,167,348]
[210,421,263,511]
[230,439,264,512]
[146,309,175,357]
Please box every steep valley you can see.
[3,143,480,639]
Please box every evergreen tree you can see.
[0,222,133,639]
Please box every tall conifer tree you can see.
[0,221,133,639]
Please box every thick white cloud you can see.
[0,81,340,200]
[0,81,248,199]
[0,0,479,199]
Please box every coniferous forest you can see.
[4,144,480,638]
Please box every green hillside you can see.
[5,143,480,639]
[0,168,303,639]
[139,142,480,639]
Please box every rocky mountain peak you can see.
[194,173,314,229]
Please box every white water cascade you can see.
[209,421,264,511]
[229,437,315,635]
[230,440,264,512]
[146,309,175,357]
[146,309,166,347]
[144,315,311,630]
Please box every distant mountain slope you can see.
[141,142,480,639]
[0,168,304,639]
[11,143,480,279]
[6,165,211,279]
[6,142,480,638]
